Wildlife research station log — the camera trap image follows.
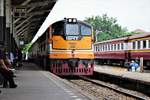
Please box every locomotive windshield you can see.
[81,24,91,35]
[65,24,79,35]
[52,19,92,41]
[65,23,91,36]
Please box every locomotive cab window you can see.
[64,21,92,40]
[65,23,79,40]
[65,24,79,35]
[81,24,92,36]
[52,21,64,35]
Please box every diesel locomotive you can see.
[29,18,94,75]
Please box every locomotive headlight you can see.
[68,19,72,22]
[73,19,77,23]
[67,18,77,23]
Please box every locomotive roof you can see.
[52,18,92,27]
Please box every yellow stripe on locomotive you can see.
[52,36,92,50]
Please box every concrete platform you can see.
[94,65,150,85]
[0,63,91,100]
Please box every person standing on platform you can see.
[129,60,139,72]
[9,51,15,65]
[0,48,17,88]
[15,49,22,67]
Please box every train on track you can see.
[94,32,150,69]
[29,18,94,75]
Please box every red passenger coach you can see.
[95,51,126,59]
[129,33,150,67]
[94,37,128,65]
[94,32,150,68]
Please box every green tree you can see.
[84,14,131,42]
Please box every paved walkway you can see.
[94,65,150,84]
[0,63,90,100]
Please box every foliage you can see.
[84,14,133,42]
[22,43,32,53]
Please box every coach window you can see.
[133,42,136,49]
[105,45,107,51]
[115,44,117,50]
[110,44,112,51]
[102,45,104,51]
[111,44,113,51]
[117,44,120,50]
[114,44,116,51]
[96,46,98,51]
[143,40,146,49]
[103,45,105,51]
[108,44,110,51]
[105,44,106,51]
[96,46,97,52]
[96,46,97,51]
[148,40,150,48]
[109,44,111,51]
[120,43,123,50]
[137,41,141,49]
[100,45,102,51]
[99,45,101,51]
[98,45,100,51]
[149,40,150,48]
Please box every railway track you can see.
[66,76,149,100]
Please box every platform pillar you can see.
[0,0,5,47]
[140,57,144,72]
[5,0,12,52]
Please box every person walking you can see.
[0,49,17,88]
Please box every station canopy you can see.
[12,0,57,44]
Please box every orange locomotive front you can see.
[48,18,94,75]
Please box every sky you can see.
[31,0,150,44]
[52,0,150,32]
